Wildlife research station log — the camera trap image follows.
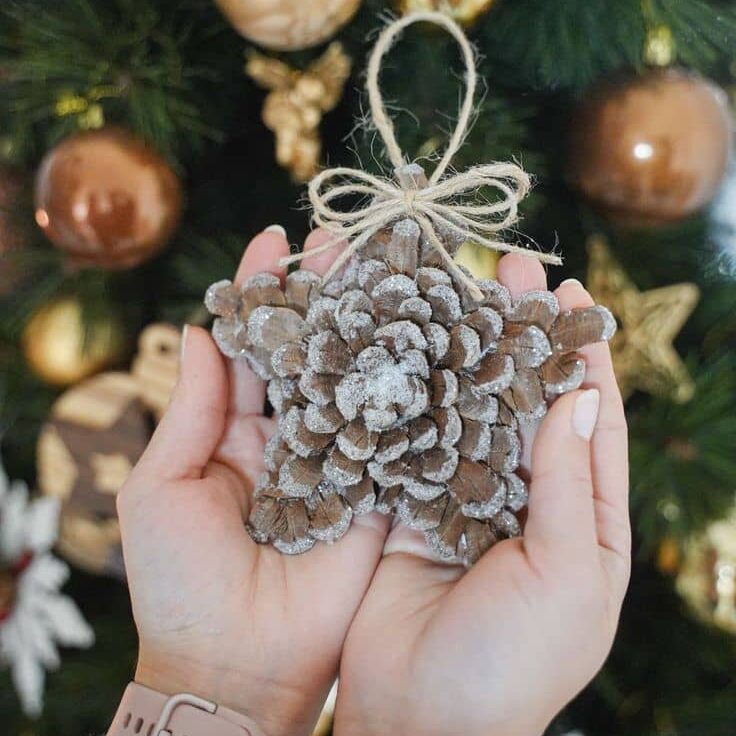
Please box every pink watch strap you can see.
[108,682,268,736]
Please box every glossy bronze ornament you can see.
[34,127,183,269]
[571,68,731,225]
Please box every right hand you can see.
[334,255,631,736]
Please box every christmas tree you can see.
[2,1,736,734]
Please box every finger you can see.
[554,279,630,594]
[133,326,228,483]
[303,510,391,577]
[524,388,600,563]
[299,228,346,275]
[383,521,445,561]
[495,253,548,298]
[495,253,548,471]
[286,510,393,641]
[230,225,291,417]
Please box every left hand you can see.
[116,227,389,736]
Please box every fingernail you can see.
[264,224,287,238]
[572,389,600,441]
[179,324,190,364]
[560,278,584,288]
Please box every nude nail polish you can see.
[264,224,287,237]
[572,389,600,441]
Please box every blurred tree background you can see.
[1,1,736,734]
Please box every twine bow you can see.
[280,11,562,301]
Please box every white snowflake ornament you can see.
[0,456,94,717]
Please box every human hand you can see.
[116,227,389,736]
[334,254,630,736]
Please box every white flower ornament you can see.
[0,456,94,717]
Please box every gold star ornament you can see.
[586,236,699,403]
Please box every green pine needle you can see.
[629,356,736,551]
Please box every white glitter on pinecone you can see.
[205,218,616,567]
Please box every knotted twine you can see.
[279,11,562,301]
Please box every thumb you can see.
[524,389,600,560]
[134,325,228,482]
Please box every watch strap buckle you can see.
[154,692,217,735]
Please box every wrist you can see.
[107,682,268,736]
[135,656,242,715]
[135,648,321,736]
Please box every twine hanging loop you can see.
[280,11,562,301]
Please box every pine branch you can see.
[650,0,736,69]
[576,562,736,736]
[629,356,736,550]
[0,0,239,161]
[481,0,645,91]
[165,233,250,323]
[0,340,56,477]
[480,0,736,92]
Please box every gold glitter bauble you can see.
[587,236,699,403]
[398,0,495,25]
[22,298,126,387]
[571,69,731,225]
[454,240,499,280]
[214,0,361,51]
[677,504,736,635]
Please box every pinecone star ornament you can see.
[205,216,616,567]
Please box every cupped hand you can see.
[116,227,389,736]
[334,254,631,736]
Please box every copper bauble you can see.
[22,298,126,386]
[34,128,182,269]
[571,68,732,225]
[214,0,361,50]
